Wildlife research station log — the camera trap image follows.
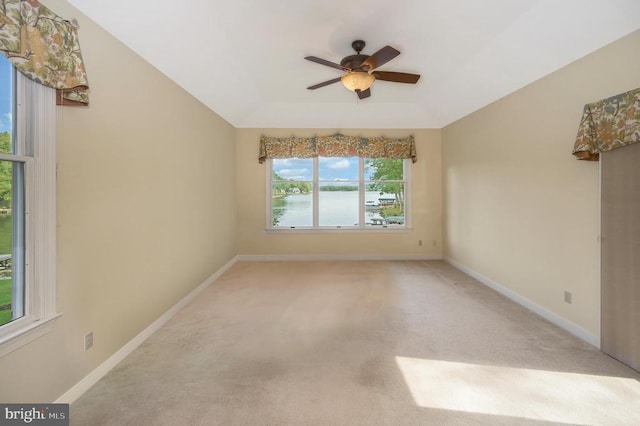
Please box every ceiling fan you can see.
[305,40,420,100]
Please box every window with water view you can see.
[0,55,25,328]
[270,156,408,229]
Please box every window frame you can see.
[0,67,59,357]
[266,157,412,232]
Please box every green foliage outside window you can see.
[366,158,404,211]
[0,132,12,208]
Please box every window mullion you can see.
[403,158,410,228]
[266,159,271,228]
[359,157,365,228]
[313,157,319,227]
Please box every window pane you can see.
[365,158,404,181]
[319,183,359,226]
[271,158,313,227]
[318,157,359,226]
[272,183,312,227]
[0,160,24,327]
[0,55,13,154]
[365,158,405,226]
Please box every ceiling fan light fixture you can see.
[305,41,420,99]
[341,71,375,92]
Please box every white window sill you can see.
[265,227,412,234]
[0,313,62,358]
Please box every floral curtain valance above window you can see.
[0,0,89,105]
[573,87,640,161]
[258,133,417,163]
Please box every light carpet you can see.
[70,261,640,425]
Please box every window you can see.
[268,156,410,230]
[0,55,58,357]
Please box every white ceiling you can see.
[66,0,640,129]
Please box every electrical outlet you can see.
[564,291,572,304]
[418,240,423,246]
[84,331,94,351]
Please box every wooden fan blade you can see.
[307,77,342,90]
[373,71,420,84]
[304,56,349,71]
[361,46,400,71]
[356,88,371,99]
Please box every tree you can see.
[272,171,311,195]
[366,158,404,210]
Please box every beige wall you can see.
[442,29,640,338]
[0,0,236,402]
[5,0,636,405]
[236,129,442,257]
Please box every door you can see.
[601,141,640,371]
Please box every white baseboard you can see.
[444,257,600,348]
[237,254,442,262]
[55,256,239,404]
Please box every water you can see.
[273,191,401,227]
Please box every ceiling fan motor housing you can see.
[340,54,370,71]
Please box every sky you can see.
[274,157,360,182]
[273,157,399,182]
[0,55,12,134]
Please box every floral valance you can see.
[573,87,640,161]
[258,133,417,164]
[0,0,89,105]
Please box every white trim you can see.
[264,227,412,234]
[0,313,61,358]
[31,79,57,320]
[444,256,600,348]
[403,158,412,228]
[237,254,442,262]
[597,157,602,341]
[0,152,32,162]
[313,156,319,226]
[55,256,239,404]
[358,158,365,226]
[265,159,272,229]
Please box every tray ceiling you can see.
[65,0,640,128]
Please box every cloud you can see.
[326,159,350,170]
[274,158,311,167]
[276,168,309,180]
